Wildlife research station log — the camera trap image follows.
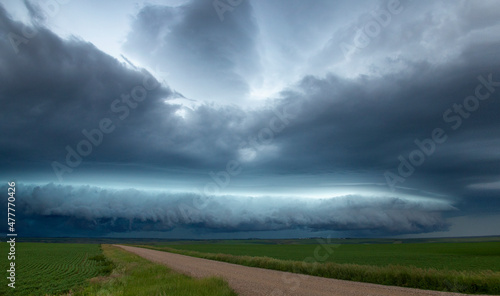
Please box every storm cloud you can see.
[4,183,454,236]
[1,1,500,238]
[123,0,260,105]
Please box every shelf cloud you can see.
[1,0,499,238]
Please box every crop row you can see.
[0,243,112,296]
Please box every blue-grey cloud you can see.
[3,183,454,236]
[1,1,500,238]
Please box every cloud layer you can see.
[4,183,454,236]
[1,1,500,237]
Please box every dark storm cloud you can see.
[0,5,170,165]
[1,1,500,237]
[2,183,454,236]
[0,5,252,177]
[269,51,500,173]
[258,46,500,214]
[0,3,296,184]
[123,0,259,104]
[2,2,499,184]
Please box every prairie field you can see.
[135,237,500,294]
[146,240,500,272]
[0,243,113,296]
[0,242,236,296]
[2,238,499,295]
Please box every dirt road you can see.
[116,245,485,296]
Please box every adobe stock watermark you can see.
[340,0,410,60]
[169,101,301,222]
[8,0,71,54]
[51,69,164,182]
[384,73,500,191]
[213,0,243,21]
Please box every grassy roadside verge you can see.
[134,245,500,295]
[75,244,237,296]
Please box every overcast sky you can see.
[1,0,499,239]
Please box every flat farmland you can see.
[150,241,500,272]
[0,243,112,296]
[136,238,500,294]
[0,242,236,296]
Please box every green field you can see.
[136,238,500,294]
[151,241,500,272]
[0,243,113,295]
[3,238,499,294]
[0,242,236,296]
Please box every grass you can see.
[0,243,114,296]
[152,241,500,272]
[135,240,500,294]
[3,238,499,294]
[0,242,236,296]
[74,244,237,296]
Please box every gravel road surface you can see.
[116,245,488,296]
